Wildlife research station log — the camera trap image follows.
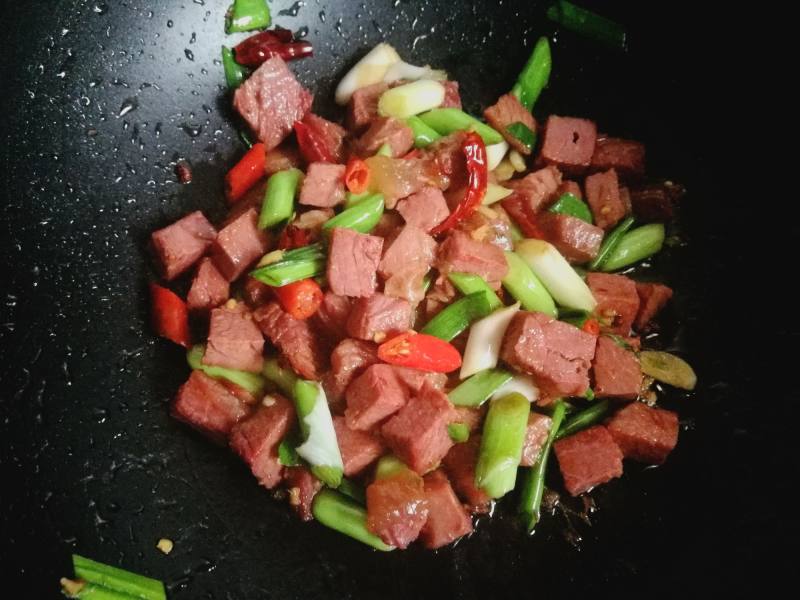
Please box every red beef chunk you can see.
[299,163,346,208]
[553,425,623,496]
[395,186,450,233]
[440,80,462,109]
[229,394,295,489]
[366,469,429,549]
[634,282,673,330]
[392,367,447,394]
[301,113,347,163]
[345,364,409,431]
[264,143,301,176]
[452,406,487,433]
[629,181,685,222]
[357,117,415,158]
[558,180,583,199]
[585,168,627,230]
[172,371,252,443]
[501,311,597,397]
[442,437,491,513]
[536,212,603,264]
[592,336,643,400]
[505,165,563,213]
[382,383,457,475]
[483,93,538,155]
[284,466,323,522]
[520,412,554,467]
[203,304,264,373]
[420,470,473,549]
[254,302,328,380]
[425,132,467,188]
[151,211,217,280]
[332,416,385,476]
[539,115,597,175]
[187,258,230,313]
[586,273,640,336]
[233,56,313,150]
[606,402,679,465]
[457,208,514,251]
[327,228,383,297]
[378,225,437,304]
[211,208,270,282]
[322,338,379,410]
[243,277,272,308]
[590,137,646,180]
[346,82,388,132]
[311,292,352,342]
[346,293,412,342]
[436,230,508,288]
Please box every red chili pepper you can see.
[582,318,600,336]
[234,29,313,67]
[272,279,324,320]
[277,225,312,250]
[378,332,462,373]
[225,143,266,204]
[344,158,370,194]
[149,283,190,347]
[501,193,543,239]
[293,120,335,164]
[429,131,488,236]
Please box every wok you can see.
[0,0,783,597]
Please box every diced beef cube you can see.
[382,383,457,474]
[590,137,646,180]
[254,302,328,380]
[440,80,462,109]
[264,142,301,176]
[629,181,686,222]
[537,212,603,264]
[505,166,563,213]
[420,470,473,549]
[327,228,383,297]
[425,132,467,189]
[436,230,508,288]
[233,56,313,150]
[283,466,323,521]
[457,208,514,251]
[211,208,270,282]
[378,225,437,304]
[586,273,640,336]
[539,115,597,175]
[299,163,346,208]
[357,117,414,158]
[346,82,388,132]
[151,211,217,280]
[345,364,409,430]
[187,258,229,313]
[391,367,448,394]
[553,425,623,496]
[395,186,450,233]
[322,338,379,409]
[229,395,295,489]
[558,180,583,199]
[366,469,429,549]
[301,113,346,164]
[333,416,385,476]
[634,282,673,330]
[520,412,553,467]
[585,168,626,230]
[619,185,633,215]
[311,292,352,342]
[483,93,538,155]
[452,406,487,433]
[501,311,597,397]
[606,402,679,465]
[172,371,252,442]
[203,304,264,373]
[442,437,491,513]
[243,276,272,308]
[346,293,412,341]
[592,336,642,400]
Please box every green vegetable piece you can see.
[221,46,248,89]
[376,143,393,157]
[584,387,595,401]
[344,191,373,209]
[589,216,634,270]
[293,379,343,487]
[418,108,504,145]
[547,1,627,49]
[447,423,470,443]
[322,194,385,235]
[338,478,367,505]
[555,399,610,440]
[187,345,266,396]
[405,115,442,148]
[71,555,166,600]
[226,0,271,33]
[62,582,141,600]
[639,351,697,390]
[447,272,503,311]
[312,489,394,551]
[548,192,593,223]
[259,168,303,229]
[374,455,410,480]
[250,243,327,287]
[505,122,538,152]
[262,357,298,397]
[421,291,493,341]
[448,368,513,407]
[510,36,552,111]
[502,251,558,316]
[558,308,591,329]
[277,429,302,467]
[475,392,531,498]
[600,223,665,271]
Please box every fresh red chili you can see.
[234,29,313,67]
[344,158,370,194]
[272,278,324,320]
[225,142,266,204]
[582,318,601,336]
[293,120,335,164]
[149,283,190,347]
[277,225,312,250]
[429,131,488,236]
[378,332,462,373]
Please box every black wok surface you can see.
[0,1,786,597]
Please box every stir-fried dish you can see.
[146,0,696,553]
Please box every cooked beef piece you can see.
[585,168,626,230]
[378,225,437,304]
[366,469,429,549]
[299,163,346,208]
[483,93,538,155]
[592,336,642,399]
[346,82,388,132]
[442,436,491,513]
[356,117,415,157]
[606,402,679,464]
[557,180,583,199]
[519,412,553,467]
[301,113,347,163]
[254,302,328,380]
[590,137,646,180]
[537,212,603,264]
[187,258,230,313]
[151,211,217,280]
[505,165,562,213]
[457,207,514,251]
[322,338,379,409]
[539,115,597,175]
[452,405,487,433]
[332,416,385,476]
[634,282,673,330]
[391,367,447,394]
[326,228,383,297]
[311,292,352,342]
[436,230,508,288]
[586,272,640,336]
[629,181,686,222]
[553,425,623,496]
[346,293,412,342]
[440,80,462,109]
[172,371,252,443]
[243,276,272,308]
[203,304,264,373]
[284,466,323,521]
[233,56,313,150]
[264,142,302,176]
[345,364,409,431]
[211,208,270,281]
[420,470,473,549]
[395,186,450,233]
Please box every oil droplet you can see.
[296,26,309,38]
[167,19,174,28]
[181,123,203,138]
[118,97,138,117]
[318,10,326,23]
[279,1,305,17]
[93,3,108,15]
[184,49,195,61]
